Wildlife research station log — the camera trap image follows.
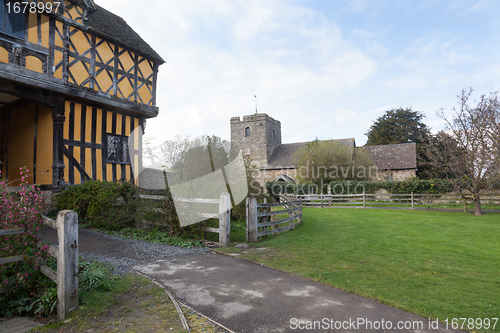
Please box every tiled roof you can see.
[73,1,164,63]
[363,142,417,170]
[265,138,355,169]
[264,140,416,170]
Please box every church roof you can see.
[363,142,417,170]
[264,140,416,171]
[73,1,164,63]
[265,138,356,169]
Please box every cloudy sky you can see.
[100,0,500,147]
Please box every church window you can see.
[272,129,276,139]
[106,134,130,164]
[245,127,250,137]
[0,0,26,39]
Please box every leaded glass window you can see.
[106,135,130,164]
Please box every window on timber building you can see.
[245,127,250,137]
[106,134,130,164]
[0,1,26,39]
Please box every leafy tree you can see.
[424,88,500,215]
[294,139,375,192]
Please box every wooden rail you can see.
[0,210,79,320]
[246,198,302,242]
[288,193,500,211]
[140,192,231,247]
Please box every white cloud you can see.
[96,0,500,150]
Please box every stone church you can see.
[230,113,417,185]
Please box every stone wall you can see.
[253,166,416,187]
[371,169,416,182]
[254,168,298,185]
[230,113,281,167]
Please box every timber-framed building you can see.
[0,0,164,192]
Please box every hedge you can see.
[265,179,454,198]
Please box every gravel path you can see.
[40,226,210,275]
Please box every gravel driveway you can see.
[39,226,209,274]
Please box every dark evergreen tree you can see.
[365,107,429,146]
[365,107,431,178]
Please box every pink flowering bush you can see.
[0,167,54,317]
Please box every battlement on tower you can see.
[230,113,282,167]
[230,113,281,126]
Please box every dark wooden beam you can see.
[91,107,97,180]
[80,103,86,184]
[0,69,159,118]
[33,104,39,184]
[101,109,107,181]
[52,96,65,193]
[63,139,102,150]
[63,146,91,181]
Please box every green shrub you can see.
[55,180,139,230]
[56,180,205,238]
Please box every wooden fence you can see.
[246,197,302,243]
[0,210,79,320]
[139,192,231,247]
[288,193,500,211]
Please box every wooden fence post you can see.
[411,192,414,210]
[320,193,323,208]
[300,200,303,222]
[57,210,79,321]
[363,191,366,209]
[219,193,231,247]
[289,201,294,230]
[246,197,258,243]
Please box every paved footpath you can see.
[134,252,463,333]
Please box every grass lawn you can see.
[219,208,500,332]
[32,274,189,333]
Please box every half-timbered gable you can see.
[0,0,164,192]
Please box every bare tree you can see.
[426,88,500,215]
[294,139,375,190]
[158,135,231,184]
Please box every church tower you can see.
[230,113,282,167]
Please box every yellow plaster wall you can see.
[8,104,36,186]
[41,14,50,48]
[54,51,63,79]
[68,57,89,86]
[55,20,64,47]
[63,154,69,183]
[115,113,122,135]
[28,13,38,44]
[138,84,152,105]
[0,46,9,64]
[36,106,53,185]
[27,12,50,49]
[25,56,44,74]
[95,108,102,144]
[73,104,81,141]
[70,30,91,58]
